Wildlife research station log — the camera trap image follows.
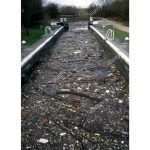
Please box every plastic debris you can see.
[118,99,123,103]
[42,86,57,96]
[60,132,66,136]
[77,87,82,91]
[60,89,70,92]
[106,90,110,93]
[74,126,78,130]
[38,138,49,144]
[22,22,129,150]
[49,120,52,124]
[74,50,81,54]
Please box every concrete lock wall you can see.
[89,25,129,81]
[21,26,64,82]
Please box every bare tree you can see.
[60,5,78,16]
[98,0,112,7]
[88,0,129,21]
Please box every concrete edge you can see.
[21,26,64,82]
[89,25,129,81]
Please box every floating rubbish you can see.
[95,133,100,136]
[60,132,66,136]
[74,50,81,54]
[73,99,80,104]
[72,99,81,107]
[26,146,31,149]
[108,73,113,77]
[74,126,78,130]
[22,21,129,149]
[38,138,49,144]
[60,89,70,92]
[122,131,129,135]
[49,120,52,124]
[42,85,57,96]
[96,69,108,77]
[106,90,110,94]
[77,87,82,91]
[86,87,89,90]
[69,144,74,149]
[94,89,98,92]
[77,77,82,81]
[63,144,67,150]
[73,27,88,31]
[118,99,123,104]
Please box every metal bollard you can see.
[88,21,93,29]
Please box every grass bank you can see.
[21,26,45,46]
[104,26,129,42]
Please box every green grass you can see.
[104,26,129,42]
[21,27,45,45]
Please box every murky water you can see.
[22,22,129,150]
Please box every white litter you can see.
[38,138,49,144]
[74,50,81,54]
[60,132,66,136]
[49,120,52,124]
[74,126,78,130]
[77,77,82,81]
[95,133,100,136]
[107,73,113,77]
[77,87,82,90]
[60,89,70,92]
[118,99,123,104]
[95,89,98,92]
[106,90,110,93]
[86,87,89,90]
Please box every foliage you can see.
[45,3,60,19]
[59,5,78,16]
[89,0,129,22]
[87,3,97,12]
[21,0,43,27]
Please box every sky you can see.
[44,0,97,8]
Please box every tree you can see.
[94,0,129,21]
[29,0,43,24]
[45,3,60,19]
[60,5,78,16]
[21,0,43,27]
[87,3,97,14]
[21,0,43,37]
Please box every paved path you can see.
[22,22,129,150]
[97,18,129,33]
